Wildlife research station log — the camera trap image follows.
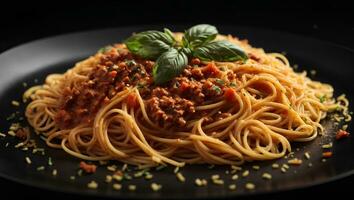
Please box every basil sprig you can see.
[124,24,248,85]
[124,30,175,60]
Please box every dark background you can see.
[1,0,353,199]
[1,0,354,53]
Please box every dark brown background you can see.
[0,0,353,199]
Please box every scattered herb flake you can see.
[128,184,136,191]
[215,78,225,85]
[87,181,98,189]
[155,165,166,171]
[151,183,162,191]
[11,101,20,106]
[242,170,249,177]
[252,165,260,170]
[288,158,302,165]
[304,152,311,160]
[262,173,272,180]
[228,184,237,190]
[231,174,238,180]
[113,183,122,190]
[211,85,222,95]
[105,175,113,183]
[176,172,185,182]
[25,157,32,164]
[48,157,53,166]
[319,95,326,103]
[245,183,255,190]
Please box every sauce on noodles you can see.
[25,32,349,168]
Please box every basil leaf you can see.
[164,28,175,42]
[124,31,175,60]
[183,24,218,49]
[153,48,188,85]
[181,47,192,57]
[193,40,248,62]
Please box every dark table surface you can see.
[1,1,353,199]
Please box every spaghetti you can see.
[25,33,347,168]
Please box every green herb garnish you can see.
[124,30,175,60]
[319,95,326,103]
[48,157,53,166]
[215,78,225,85]
[193,40,248,62]
[98,46,113,53]
[183,24,218,49]
[137,82,146,89]
[212,85,222,95]
[125,59,137,67]
[153,48,188,85]
[229,82,237,87]
[155,164,167,171]
[124,24,248,85]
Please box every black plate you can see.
[0,25,353,199]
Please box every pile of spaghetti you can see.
[24,25,348,168]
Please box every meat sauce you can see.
[55,46,238,129]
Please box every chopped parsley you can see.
[125,59,137,67]
[131,74,139,82]
[229,82,237,87]
[215,79,225,85]
[98,46,113,53]
[212,85,222,95]
[6,113,16,121]
[131,65,141,73]
[48,157,53,166]
[319,95,326,103]
[137,82,146,89]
